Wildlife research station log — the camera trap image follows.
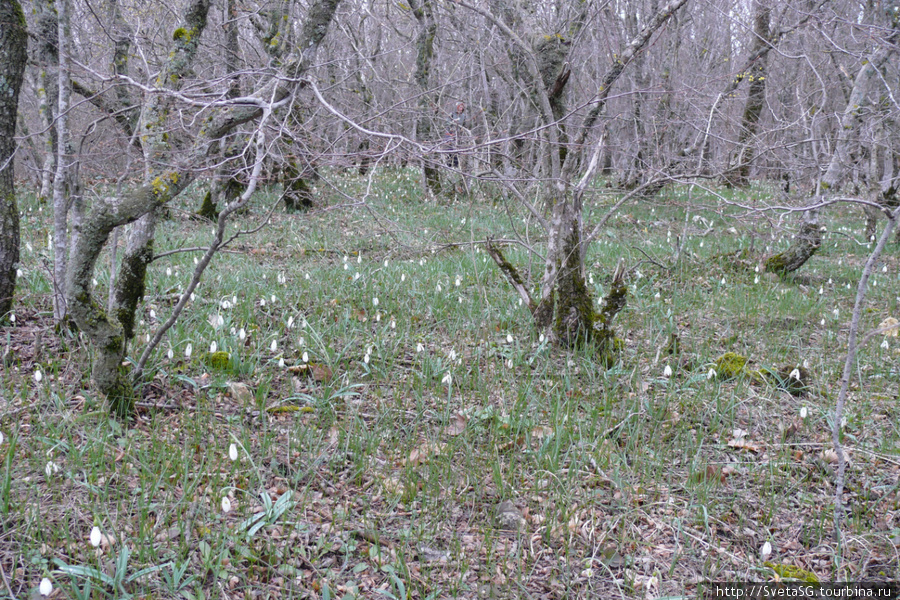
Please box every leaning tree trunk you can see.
[0,0,27,319]
[765,23,899,275]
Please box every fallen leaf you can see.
[228,382,253,404]
[445,413,467,436]
[878,316,899,337]
[403,442,446,466]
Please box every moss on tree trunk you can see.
[764,221,822,275]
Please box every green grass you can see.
[2,170,899,598]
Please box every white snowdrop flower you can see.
[820,319,825,326]
[390,318,396,329]
[185,343,193,358]
[92,278,98,288]
[458,297,463,304]
[841,416,847,429]
[287,316,294,329]
[754,265,759,273]
[846,283,851,289]
[664,365,673,377]
[441,372,452,385]
[343,264,349,271]
[34,369,42,383]
[506,334,514,344]
[221,497,232,513]
[376,312,382,323]
[298,337,305,347]
[754,276,760,284]
[90,526,102,548]
[518,297,523,306]
[343,255,348,263]
[436,284,442,293]
[720,277,726,285]
[238,328,246,341]
[45,461,59,477]
[271,295,277,304]
[305,273,310,280]
[8,314,14,323]
[278,357,285,368]
[145,333,150,343]
[401,273,406,282]
[760,541,772,560]
[506,359,514,369]
[699,241,704,248]
[803,359,809,369]
[455,276,461,287]
[193,257,199,265]
[190,293,195,302]
[354,272,360,280]
[0,432,4,445]
[539,333,545,343]
[302,351,309,363]
[364,353,370,364]
[448,349,457,361]
[881,339,890,350]
[16,268,22,277]
[357,254,362,264]
[873,280,877,287]
[372,297,379,306]
[40,578,53,596]
[166,267,172,277]
[260,298,266,307]
[800,407,808,419]
[167,348,174,360]
[150,309,157,319]
[270,340,278,352]
[384,259,389,267]
[818,287,823,295]
[207,341,217,355]
[883,265,888,273]
[654,292,661,299]
[707,368,717,380]
[789,368,801,380]
[461,217,466,225]
[419,259,425,266]
[827,278,832,285]
[833,308,839,318]
[221,300,231,309]
[589,273,594,285]
[416,343,424,353]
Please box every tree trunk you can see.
[0,0,27,319]
[33,0,58,203]
[51,0,74,322]
[723,1,770,188]
[409,0,442,197]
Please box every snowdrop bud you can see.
[664,365,673,377]
[260,298,266,307]
[436,284,442,293]
[185,343,193,358]
[210,341,217,353]
[40,578,53,596]
[167,348,174,360]
[166,267,172,277]
[287,316,294,329]
[229,443,238,461]
[278,357,285,368]
[372,297,379,307]
[302,351,309,363]
[364,353,370,364]
[506,334,513,343]
[221,497,232,513]
[401,273,406,282]
[239,328,246,341]
[90,526,102,547]
[0,432,4,445]
[34,369,42,383]
[833,309,839,318]
[270,340,278,352]
[539,333,545,343]
[760,541,772,560]
[800,407,808,419]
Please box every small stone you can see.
[228,382,253,404]
[495,500,524,531]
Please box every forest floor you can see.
[2,169,899,599]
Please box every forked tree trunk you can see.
[0,0,27,319]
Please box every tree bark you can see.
[0,0,27,319]
[51,0,73,321]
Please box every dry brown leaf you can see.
[728,438,764,453]
[445,413,467,436]
[878,317,899,337]
[403,442,446,466]
[531,426,554,440]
